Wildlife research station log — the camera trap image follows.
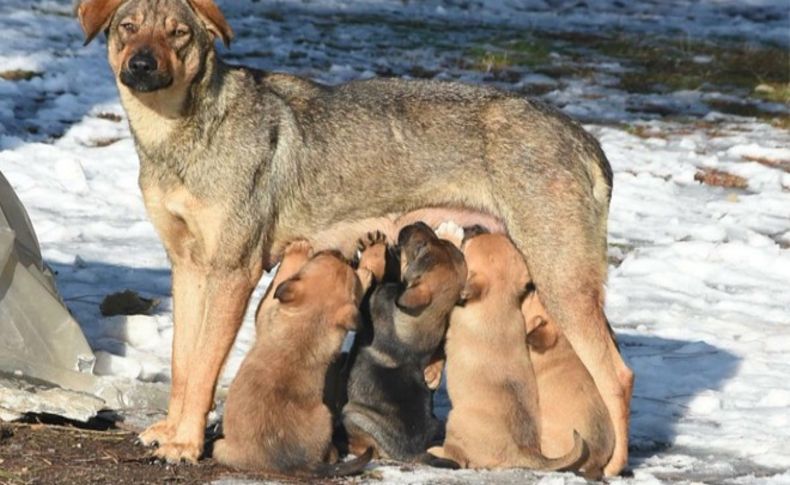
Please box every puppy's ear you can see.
[77,0,125,45]
[274,277,302,305]
[459,272,486,303]
[397,281,432,313]
[525,317,558,350]
[187,0,234,47]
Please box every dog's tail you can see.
[308,447,373,477]
[517,430,588,472]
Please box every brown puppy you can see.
[430,232,586,471]
[78,0,632,471]
[212,243,374,475]
[524,290,615,480]
[342,223,467,461]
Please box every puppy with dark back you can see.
[77,0,632,473]
[212,241,378,475]
[342,223,466,462]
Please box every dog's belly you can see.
[305,207,506,257]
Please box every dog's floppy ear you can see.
[187,0,234,47]
[397,280,432,313]
[459,271,487,303]
[274,277,303,305]
[525,317,557,350]
[77,0,125,45]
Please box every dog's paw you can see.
[153,440,202,464]
[356,231,387,283]
[285,239,313,258]
[435,221,464,248]
[356,230,387,253]
[138,420,175,447]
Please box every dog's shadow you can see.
[434,332,741,469]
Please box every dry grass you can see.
[694,168,748,189]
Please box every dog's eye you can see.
[120,22,138,34]
[173,27,190,38]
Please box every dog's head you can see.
[273,250,363,332]
[78,0,232,94]
[396,222,467,315]
[459,232,530,305]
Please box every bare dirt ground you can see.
[0,419,347,485]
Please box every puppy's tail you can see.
[309,447,373,477]
[518,430,588,472]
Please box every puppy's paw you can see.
[356,231,387,282]
[435,221,464,248]
[138,420,174,447]
[154,440,202,464]
[284,239,313,258]
[356,230,387,253]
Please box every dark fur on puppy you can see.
[213,243,373,475]
[342,223,467,462]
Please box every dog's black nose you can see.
[128,51,157,74]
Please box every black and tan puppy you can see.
[342,223,467,462]
[430,231,586,471]
[213,242,376,475]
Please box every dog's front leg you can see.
[138,263,205,448]
[155,264,261,463]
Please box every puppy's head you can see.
[274,250,363,332]
[460,233,529,305]
[78,0,232,94]
[396,222,467,315]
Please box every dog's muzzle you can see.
[120,49,173,93]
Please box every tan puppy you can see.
[212,243,374,475]
[430,232,586,470]
[524,290,615,480]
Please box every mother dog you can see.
[77,0,633,475]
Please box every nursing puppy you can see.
[213,243,375,475]
[524,290,615,480]
[431,231,586,471]
[343,223,467,462]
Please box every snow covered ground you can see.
[1,0,789,482]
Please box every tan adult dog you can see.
[77,0,632,473]
[213,241,374,475]
[524,289,615,480]
[430,232,586,471]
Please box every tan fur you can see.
[522,265,615,479]
[434,234,586,471]
[213,245,365,472]
[81,0,632,471]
